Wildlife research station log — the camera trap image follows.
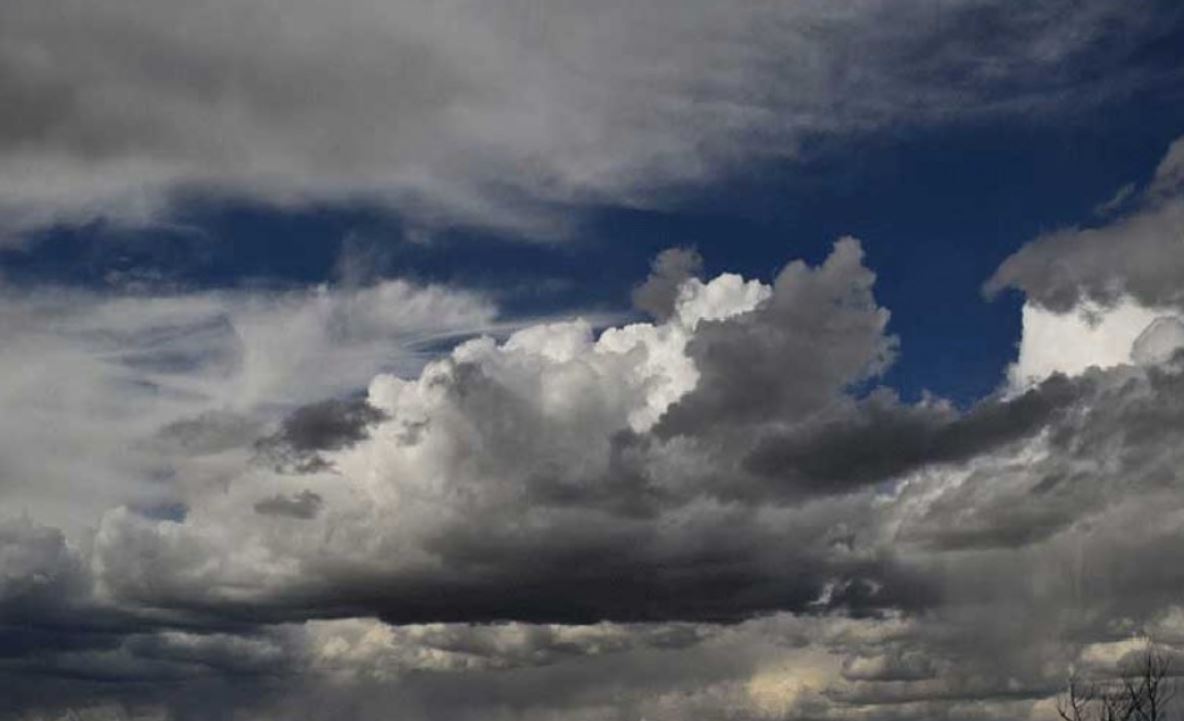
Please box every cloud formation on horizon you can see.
[3,0,1184,693]
[6,127,1184,718]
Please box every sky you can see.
[3,2,1184,720]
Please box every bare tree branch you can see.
[1057,641,1176,721]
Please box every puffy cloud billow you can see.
[82,238,926,627]
[7,137,1184,720]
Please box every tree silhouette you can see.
[1058,643,1176,721]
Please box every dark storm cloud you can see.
[269,398,388,453]
[657,237,896,436]
[897,361,1184,553]
[744,375,1082,495]
[6,226,1184,718]
[0,518,195,679]
[255,397,387,473]
[341,554,931,626]
[0,517,90,622]
[349,519,937,625]
[15,5,1184,719]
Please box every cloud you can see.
[742,376,1080,495]
[18,7,1184,713]
[656,237,895,436]
[266,399,387,453]
[7,237,1184,719]
[255,398,388,473]
[0,0,1179,236]
[0,516,89,615]
[74,242,936,628]
[253,490,324,520]
[988,135,1184,394]
[632,247,703,321]
[986,135,1184,313]
[1006,299,1171,387]
[0,278,496,533]
[1131,316,1184,366]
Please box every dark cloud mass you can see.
[270,399,387,453]
[743,375,1081,494]
[656,237,896,436]
[5,197,1184,718]
[4,3,1184,719]
[255,397,388,473]
[253,490,324,519]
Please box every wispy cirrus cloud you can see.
[0,278,496,532]
[1,0,1180,237]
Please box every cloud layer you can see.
[6,145,1184,718]
[2,0,1180,235]
[6,91,1184,719]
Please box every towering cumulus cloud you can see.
[83,239,928,628]
[988,133,1184,387]
[3,190,1184,718]
[8,127,1184,717]
[2,0,1184,714]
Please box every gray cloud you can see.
[0,0,1179,236]
[986,135,1184,312]
[7,3,1184,717]
[657,237,896,436]
[0,279,496,534]
[632,247,703,321]
[153,410,263,457]
[0,516,89,616]
[841,649,937,682]
[743,375,1082,496]
[6,239,1184,719]
[253,490,324,520]
[268,398,387,453]
[50,241,932,631]
[1132,316,1184,366]
[255,397,388,473]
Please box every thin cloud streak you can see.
[0,0,1179,237]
